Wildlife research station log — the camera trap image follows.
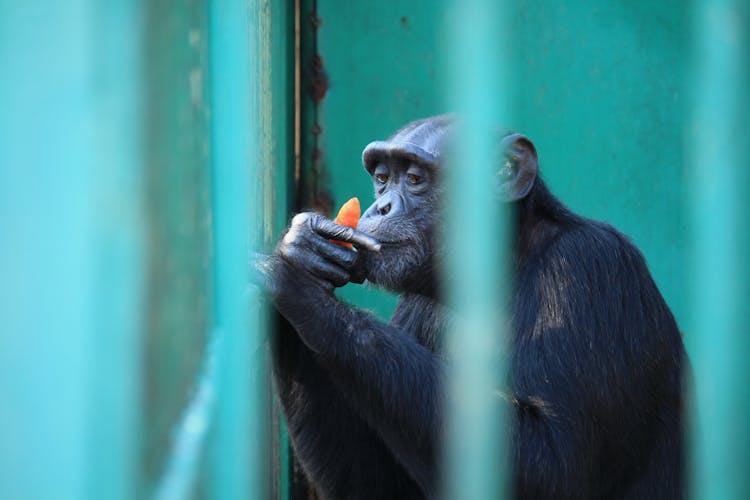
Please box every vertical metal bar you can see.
[209,0,294,497]
[443,1,512,499]
[689,1,750,499]
[208,0,267,498]
[0,1,144,499]
[264,1,294,498]
[87,4,146,497]
[154,338,219,500]
[141,2,213,493]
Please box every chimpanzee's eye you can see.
[405,165,427,188]
[373,165,390,185]
[406,174,422,185]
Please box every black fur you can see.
[269,117,685,499]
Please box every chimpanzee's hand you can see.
[274,212,380,294]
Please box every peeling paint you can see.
[309,54,328,102]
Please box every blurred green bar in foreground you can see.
[689,1,750,499]
[0,1,145,499]
[443,0,511,499]
[207,0,266,498]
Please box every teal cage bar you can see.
[443,0,511,499]
[1,1,749,499]
[206,0,262,497]
[689,1,750,499]
[0,1,145,499]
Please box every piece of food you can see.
[331,197,360,248]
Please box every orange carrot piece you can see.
[331,197,360,248]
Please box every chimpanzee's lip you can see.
[376,240,409,248]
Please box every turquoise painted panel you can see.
[510,1,690,323]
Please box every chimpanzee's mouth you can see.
[377,240,410,248]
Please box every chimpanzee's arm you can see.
[271,310,427,499]
[269,213,444,497]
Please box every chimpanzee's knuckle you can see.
[291,212,312,228]
[334,272,351,287]
[338,249,357,267]
[318,266,348,288]
[282,226,300,245]
[308,213,325,230]
[276,243,291,261]
[282,245,304,266]
[279,233,292,250]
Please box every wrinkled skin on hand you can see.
[268,212,380,348]
[277,212,375,289]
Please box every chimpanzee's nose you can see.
[377,200,391,216]
[362,191,405,222]
[374,191,403,218]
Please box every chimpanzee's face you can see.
[357,158,443,293]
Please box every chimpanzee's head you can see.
[356,115,539,293]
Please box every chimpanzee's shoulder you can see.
[550,215,649,272]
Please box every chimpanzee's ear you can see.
[496,134,538,202]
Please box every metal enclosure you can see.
[1,0,748,499]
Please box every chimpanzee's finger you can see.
[349,259,367,284]
[310,217,381,252]
[307,238,359,269]
[306,254,351,287]
[280,222,358,269]
[281,245,350,287]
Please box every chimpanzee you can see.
[267,115,686,499]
